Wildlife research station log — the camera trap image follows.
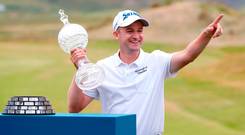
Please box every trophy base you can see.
[75,63,105,91]
[2,96,55,115]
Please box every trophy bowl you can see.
[58,23,88,53]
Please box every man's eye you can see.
[138,29,143,32]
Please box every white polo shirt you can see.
[84,49,176,135]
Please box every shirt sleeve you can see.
[153,50,177,79]
[83,89,100,100]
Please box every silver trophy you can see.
[2,96,55,115]
[58,9,105,90]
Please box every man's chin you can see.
[130,46,140,51]
[129,43,141,49]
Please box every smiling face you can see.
[113,21,144,54]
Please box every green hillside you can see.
[1,0,120,12]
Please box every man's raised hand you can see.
[203,14,224,38]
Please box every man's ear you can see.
[113,31,119,39]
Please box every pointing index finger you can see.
[212,14,224,25]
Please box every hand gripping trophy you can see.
[58,9,105,91]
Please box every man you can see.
[68,10,223,135]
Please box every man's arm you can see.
[68,48,93,112]
[68,75,93,113]
[170,14,224,73]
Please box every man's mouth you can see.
[130,40,141,44]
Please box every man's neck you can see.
[119,50,140,64]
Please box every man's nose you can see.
[132,32,140,39]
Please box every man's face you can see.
[114,21,144,52]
